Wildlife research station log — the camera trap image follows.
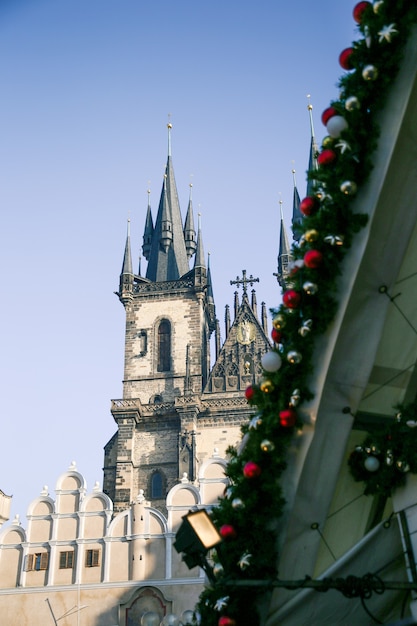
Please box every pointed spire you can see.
[121,218,133,277]
[251,289,258,319]
[145,124,189,282]
[184,183,197,259]
[160,174,173,253]
[277,199,293,289]
[225,304,231,338]
[215,318,221,360]
[306,95,319,197]
[206,252,216,329]
[261,302,268,335]
[119,218,134,306]
[206,252,214,303]
[194,213,206,270]
[142,189,154,260]
[291,168,303,242]
[234,291,239,319]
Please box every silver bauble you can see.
[213,562,225,578]
[261,351,282,373]
[396,460,410,473]
[287,350,302,364]
[345,96,360,111]
[362,64,378,81]
[260,439,275,453]
[364,455,380,472]
[231,497,245,509]
[303,281,318,296]
[340,180,357,195]
[181,611,196,626]
[326,115,348,138]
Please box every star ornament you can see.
[335,139,351,154]
[378,24,398,43]
[324,234,344,246]
[215,596,230,612]
[249,414,263,430]
[238,552,252,570]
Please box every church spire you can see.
[277,199,293,288]
[184,183,197,259]
[142,189,154,260]
[306,95,319,197]
[194,213,206,270]
[118,218,134,306]
[206,252,216,328]
[291,168,303,242]
[145,124,189,282]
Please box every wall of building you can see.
[0,459,227,625]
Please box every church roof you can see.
[145,125,190,282]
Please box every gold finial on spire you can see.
[307,93,313,111]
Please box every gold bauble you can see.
[305,229,319,243]
[260,380,274,393]
[322,135,333,148]
[273,314,286,330]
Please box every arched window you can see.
[157,320,171,372]
[151,472,163,499]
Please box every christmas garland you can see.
[194,3,417,625]
[348,402,417,496]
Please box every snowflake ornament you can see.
[214,596,230,612]
[238,553,252,570]
[378,24,398,43]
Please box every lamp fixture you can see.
[174,509,222,582]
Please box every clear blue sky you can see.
[0,0,357,520]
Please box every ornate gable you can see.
[205,294,270,394]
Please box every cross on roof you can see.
[230,270,260,295]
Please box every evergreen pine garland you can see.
[193,3,417,624]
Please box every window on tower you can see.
[157,320,171,372]
[151,471,163,499]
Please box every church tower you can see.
[103,125,270,513]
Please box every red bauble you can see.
[271,328,282,344]
[304,249,323,269]
[243,460,262,479]
[220,524,237,540]
[321,106,337,126]
[245,385,255,401]
[283,289,301,309]
[300,196,319,216]
[218,618,237,626]
[317,149,336,166]
[339,47,354,70]
[279,409,297,428]
[353,1,371,23]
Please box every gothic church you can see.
[103,123,271,515]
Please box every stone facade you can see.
[0,461,227,626]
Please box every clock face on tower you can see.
[236,320,255,345]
